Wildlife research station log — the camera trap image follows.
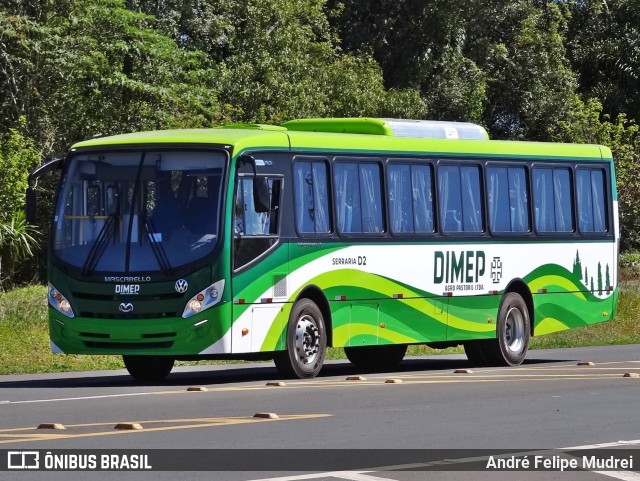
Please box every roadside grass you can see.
[1,280,639,375]
[0,285,123,374]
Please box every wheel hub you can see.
[504,307,525,353]
[295,315,320,365]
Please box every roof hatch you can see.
[282,118,489,140]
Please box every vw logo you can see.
[175,279,188,294]
[119,302,134,313]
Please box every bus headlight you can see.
[188,299,202,313]
[182,280,225,318]
[48,283,75,318]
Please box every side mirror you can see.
[25,157,62,224]
[237,154,270,213]
[253,177,270,213]
[26,187,38,224]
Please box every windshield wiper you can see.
[142,216,173,276]
[81,214,117,276]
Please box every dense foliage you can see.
[1,0,640,287]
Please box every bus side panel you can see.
[445,295,499,341]
[533,291,616,336]
[231,243,289,354]
[285,243,451,347]
[524,242,616,336]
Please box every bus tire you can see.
[484,292,530,366]
[344,344,407,370]
[123,355,174,383]
[274,299,327,379]
[463,341,489,366]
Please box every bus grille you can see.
[273,274,287,297]
[83,341,174,350]
[79,312,178,319]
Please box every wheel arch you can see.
[503,279,534,336]
[294,285,333,346]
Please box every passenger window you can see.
[439,164,483,233]
[293,160,331,234]
[388,163,434,234]
[334,162,384,234]
[576,169,607,233]
[487,166,529,233]
[533,167,574,233]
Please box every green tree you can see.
[0,0,221,156]
[214,0,426,123]
[0,210,38,289]
[566,0,640,122]
[0,118,40,222]
[330,0,576,139]
[480,2,577,140]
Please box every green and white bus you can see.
[28,118,619,381]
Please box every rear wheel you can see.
[463,341,489,366]
[123,355,174,383]
[344,344,407,370]
[484,292,530,366]
[274,299,327,378]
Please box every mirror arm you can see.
[28,157,63,188]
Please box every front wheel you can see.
[274,299,327,378]
[123,355,174,383]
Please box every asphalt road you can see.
[1,344,639,481]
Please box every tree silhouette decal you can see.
[572,250,582,279]
[597,262,603,296]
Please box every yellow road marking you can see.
[3,360,639,407]
[0,414,331,445]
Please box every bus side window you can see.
[487,165,529,233]
[234,176,282,269]
[533,167,574,233]
[334,163,362,233]
[576,168,607,233]
[293,160,330,235]
[439,164,483,233]
[334,160,384,235]
[388,164,413,233]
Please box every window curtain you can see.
[359,163,383,233]
[294,163,311,233]
[461,166,481,232]
[334,163,361,233]
[591,170,606,232]
[312,162,329,233]
[412,165,433,233]
[487,168,500,231]
[509,167,528,232]
[553,169,572,232]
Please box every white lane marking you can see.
[558,444,640,481]
[4,392,153,404]
[592,471,640,481]
[330,473,396,481]
[563,439,640,449]
[240,473,394,481]
[243,439,640,481]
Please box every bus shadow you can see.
[0,356,572,390]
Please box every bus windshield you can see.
[52,149,226,274]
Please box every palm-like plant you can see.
[0,210,39,290]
